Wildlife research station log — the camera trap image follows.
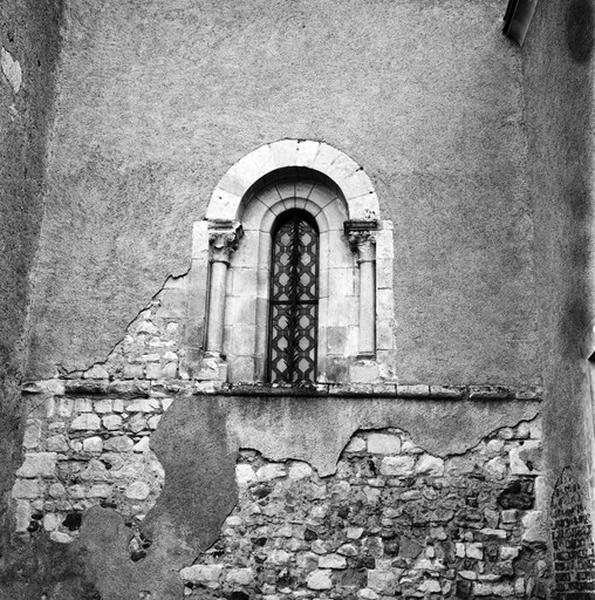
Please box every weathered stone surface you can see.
[415,454,444,476]
[23,420,42,449]
[379,455,414,476]
[49,531,73,544]
[226,568,254,586]
[83,436,103,453]
[306,569,333,590]
[521,510,546,543]
[179,564,223,583]
[46,434,69,452]
[104,436,134,452]
[102,414,123,430]
[11,479,41,499]
[70,413,101,431]
[288,461,313,480]
[124,481,151,500]
[367,433,401,454]
[318,553,347,569]
[16,452,57,478]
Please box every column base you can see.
[196,353,228,382]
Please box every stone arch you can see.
[195,140,396,385]
[206,139,379,222]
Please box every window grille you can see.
[267,210,319,384]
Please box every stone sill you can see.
[22,379,543,402]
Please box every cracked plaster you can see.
[66,393,541,599]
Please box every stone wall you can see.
[12,381,548,599]
[181,423,548,600]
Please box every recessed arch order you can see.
[205,139,379,222]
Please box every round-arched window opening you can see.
[267,209,319,385]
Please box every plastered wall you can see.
[524,0,594,511]
[26,0,537,385]
[0,0,62,560]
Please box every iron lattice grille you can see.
[268,210,319,384]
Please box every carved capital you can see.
[344,220,377,262]
[208,220,244,263]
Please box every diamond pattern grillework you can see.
[268,211,319,384]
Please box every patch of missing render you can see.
[551,467,595,597]
[1,47,22,93]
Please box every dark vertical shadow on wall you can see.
[0,0,65,595]
[525,1,594,592]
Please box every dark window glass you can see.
[267,210,319,384]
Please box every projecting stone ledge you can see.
[21,377,543,402]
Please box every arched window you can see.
[267,210,319,384]
[192,140,396,386]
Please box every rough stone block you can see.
[11,479,41,499]
[288,462,313,480]
[473,582,514,597]
[257,464,286,481]
[83,436,103,453]
[104,436,134,452]
[367,570,397,594]
[74,398,93,412]
[367,433,401,455]
[128,413,147,433]
[80,459,109,481]
[23,420,42,449]
[102,414,123,430]
[56,398,73,418]
[225,568,254,586]
[88,484,111,498]
[465,542,483,560]
[415,454,444,476]
[236,464,256,486]
[94,399,113,413]
[122,363,144,379]
[70,413,101,431]
[521,510,546,543]
[485,456,506,479]
[49,483,66,498]
[145,362,162,379]
[318,554,346,569]
[49,531,73,544]
[15,500,31,532]
[126,398,160,413]
[180,564,223,583]
[306,569,333,590]
[380,456,415,477]
[42,513,60,531]
[125,481,151,500]
[16,453,57,478]
[344,436,366,453]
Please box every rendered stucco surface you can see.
[523,0,595,504]
[0,0,62,583]
[72,393,540,599]
[28,0,537,385]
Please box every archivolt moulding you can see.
[205,139,379,222]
